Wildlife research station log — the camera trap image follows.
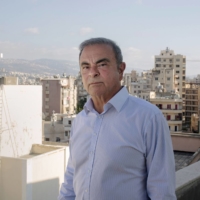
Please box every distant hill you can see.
[0,59,79,76]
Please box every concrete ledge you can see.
[171,133,200,152]
[176,161,200,200]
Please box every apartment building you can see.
[43,113,76,142]
[41,75,77,120]
[153,48,186,97]
[123,70,152,101]
[185,82,200,132]
[150,91,182,132]
[131,79,151,100]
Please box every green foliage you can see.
[76,98,87,113]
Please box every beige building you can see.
[185,82,200,132]
[0,76,18,85]
[153,48,186,98]
[41,75,77,120]
[43,113,76,142]
[150,91,182,132]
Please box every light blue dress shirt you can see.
[58,87,176,200]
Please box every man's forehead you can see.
[80,44,114,60]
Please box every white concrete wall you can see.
[30,149,66,200]
[0,157,27,200]
[1,85,42,158]
[0,145,67,200]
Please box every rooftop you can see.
[174,151,194,171]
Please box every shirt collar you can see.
[84,87,129,114]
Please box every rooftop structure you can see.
[0,85,69,200]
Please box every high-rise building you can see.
[153,48,186,97]
[41,75,77,120]
[153,48,186,121]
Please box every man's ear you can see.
[118,62,126,74]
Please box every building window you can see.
[176,65,180,67]
[68,120,71,125]
[155,77,158,80]
[167,104,171,109]
[167,77,170,81]
[176,71,180,73]
[45,138,50,141]
[65,131,70,137]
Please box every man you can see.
[58,38,176,200]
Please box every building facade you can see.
[185,82,200,132]
[41,75,77,120]
[153,48,186,123]
[150,91,183,132]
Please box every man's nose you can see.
[89,65,100,77]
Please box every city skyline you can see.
[0,0,200,76]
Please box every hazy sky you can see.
[0,0,200,76]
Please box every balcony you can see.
[161,109,182,114]
[168,120,182,124]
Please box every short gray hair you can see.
[79,37,123,67]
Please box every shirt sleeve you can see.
[145,113,177,200]
[58,130,75,200]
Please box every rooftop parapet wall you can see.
[176,161,200,200]
[171,133,200,152]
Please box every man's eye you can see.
[82,66,89,70]
[98,63,106,67]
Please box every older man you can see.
[58,38,176,200]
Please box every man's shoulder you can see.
[126,95,161,116]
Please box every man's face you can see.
[80,44,125,101]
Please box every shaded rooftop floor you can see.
[174,151,194,171]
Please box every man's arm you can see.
[145,113,176,200]
[58,136,75,200]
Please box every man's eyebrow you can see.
[80,61,89,66]
[96,58,110,64]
